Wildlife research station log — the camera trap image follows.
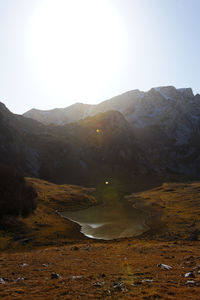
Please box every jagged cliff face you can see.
[1,86,200,183]
[23,86,198,129]
[125,87,200,175]
[23,89,143,125]
[23,86,200,176]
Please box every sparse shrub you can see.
[0,165,37,218]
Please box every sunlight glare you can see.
[28,0,126,105]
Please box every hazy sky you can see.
[0,0,200,114]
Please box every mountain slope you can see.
[0,104,140,185]
[2,85,200,182]
[23,89,143,125]
[23,86,200,176]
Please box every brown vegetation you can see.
[0,178,200,299]
[127,182,200,241]
[0,240,200,299]
[0,177,97,251]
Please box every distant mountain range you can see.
[1,86,200,185]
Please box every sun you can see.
[28,0,126,106]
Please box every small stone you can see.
[93,281,104,287]
[70,276,83,280]
[157,264,172,270]
[16,277,26,282]
[20,263,29,267]
[51,272,60,279]
[0,278,5,284]
[113,282,124,291]
[185,280,196,286]
[185,272,195,278]
[142,279,154,283]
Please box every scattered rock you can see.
[185,280,196,286]
[185,272,195,278]
[42,264,48,267]
[142,279,154,283]
[51,272,60,279]
[192,265,200,271]
[19,263,29,267]
[93,281,104,287]
[70,276,83,280]
[16,277,26,282]
[157,264,172,270]
[0,258,4,262]
[0,278,5,284]
[113,282,124,291]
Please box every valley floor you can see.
[0,177,200,299]
[0,240,200,299]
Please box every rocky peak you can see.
[178,88,194,98]
[0,102,12,117]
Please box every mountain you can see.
[126,87,200,175]
[0,102,45,176]
[23,89,143,125]
[0,103,140,185]
[23,86,200,176]
[23,87,196,127]
[1,85,200,184]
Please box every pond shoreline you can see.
[59,198,150,240]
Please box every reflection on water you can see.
[61,198,149,240]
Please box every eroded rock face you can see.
[126,87,200,175]
[2,86,200,182]
[24,86,200,177]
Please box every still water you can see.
[61,197,149,240]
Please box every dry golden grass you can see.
[126,181,200,240]
[0,178,200,299]
[0,178,97,251]
[0,240,200,299]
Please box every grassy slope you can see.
[0,178,200,299]
[0,178,97,251]
[126,182,200,240]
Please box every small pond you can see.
[61,197,149,240]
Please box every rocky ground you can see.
[0,178,200,299]
[0,240,200,299]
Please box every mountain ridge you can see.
[23,86,197,125]
[1,85,200,184]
